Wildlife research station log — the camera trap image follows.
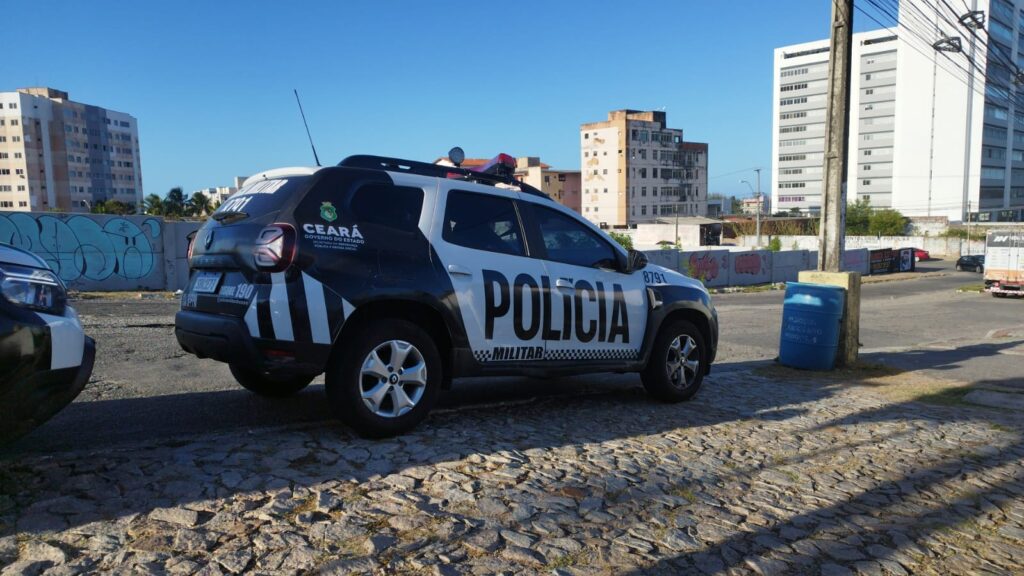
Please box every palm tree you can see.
[143,194,164,215]
[164,187,186,218]
[187,191,212,218]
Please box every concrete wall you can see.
[0,211,200,291]
[648,247,875,288]
[738,235,986,256]
[772,250,811,283]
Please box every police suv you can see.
[175,153,718,437]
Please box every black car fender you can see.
[638,284,718,372]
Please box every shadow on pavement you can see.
[864,339,1024,388]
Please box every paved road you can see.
[715,258,1024,387]
[3,260,1021,456]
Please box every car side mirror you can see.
[624,249,648,274]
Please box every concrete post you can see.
[798,270,861,366]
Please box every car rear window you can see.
[213,177,310,218]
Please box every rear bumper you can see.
[0,336,94,444]
[175,310,263,366]
[175,310,330,374]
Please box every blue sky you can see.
[7,1,869,200]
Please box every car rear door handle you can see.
[555,278,574,290]
[447,264,472,277]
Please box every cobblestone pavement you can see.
[2,368,1023,575]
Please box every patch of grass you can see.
[989,423,1014,433]
[913,386,974,407]
[284,494,318,524]
[956,283,985,293]
[547,549,589,569]
[363,515,390,532]
[667,485,698,504]
[754,361,903,383]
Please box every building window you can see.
[641,205,647,215]
[652,205,658,215]
[780,97,808,106]
[780,82,809,92]
[862,179,872,185]
[982,167,1006,180]
[779,125,808,133]
[864,165,872,171]
[865,89,874,95]
[641,187,647,196]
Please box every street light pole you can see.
[754,168,762,248]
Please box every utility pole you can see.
[755,168,763,248]
[818,0,854,272]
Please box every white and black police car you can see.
[0,243,95,444]
[175,151,718,437]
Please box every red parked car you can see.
[912,248,930,262]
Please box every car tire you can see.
[229,364,314,397]
[978,266,984,274]
[641,319,706,403]
[325,319,442,438]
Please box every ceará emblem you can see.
[320,202,337,223]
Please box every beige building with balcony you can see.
[580,110,707,228]
[0,87,142,212]
[514,157,581,213]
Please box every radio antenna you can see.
[293,89,321,167]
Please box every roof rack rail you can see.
[337,154,550,200]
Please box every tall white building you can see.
[772,0,1024,223]
[0,87,142,212]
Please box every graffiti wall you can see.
[0,212,170,291]
[727,250,772,286]
[678,250,731,288]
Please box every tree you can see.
[143,194,165,215]
[845,197,872,235]
[607,231,634,251]
[91,200,136,215]
[729,196,743,214]
[163,187,186,218]
[768,236,782,252]
[187,191,212,218]
[868,209,907,236]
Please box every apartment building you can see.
[772,0,1024,223]
[514,157,581,212]
[0,87,142,212]
[580,110,707,227]
[194,176,247,206]
[772,29,898,215]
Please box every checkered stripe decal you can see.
[544,349,639,361]
[473,348,639,363]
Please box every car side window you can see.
[442,190,525,256]
[534,206,619,269]
[349,183,424,232]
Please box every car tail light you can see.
[186,231,197,264]
[253,223,296,271]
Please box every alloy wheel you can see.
[359,340,427,418]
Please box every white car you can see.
[0,243,94,444]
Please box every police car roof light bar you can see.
[337,154,549,200]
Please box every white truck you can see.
[984,229,1024,298]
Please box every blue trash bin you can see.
[778,282,846,370]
